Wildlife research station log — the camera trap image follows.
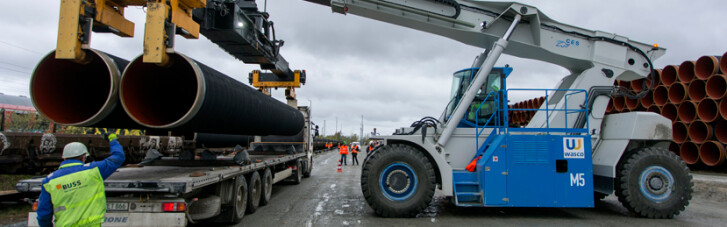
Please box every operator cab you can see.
[446,67,513,128]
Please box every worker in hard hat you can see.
[36,133,125,227]
[351,143,360,165]
[339,141,349,166]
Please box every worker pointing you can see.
[37,133,125,227]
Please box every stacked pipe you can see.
[508,96,546,127]
[605,52,727,168]
[31,50,305,149]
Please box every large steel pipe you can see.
[677,101,698,123]
[606,99,614,114]
[653,85,669,106]
[30,49,140,128]
[678,61,696,84]
[646,105,661,115]
[640,91,654,108]
[119,53,304,135]
[668,82,688,104]
[672,121,689,143]
[687,79,706,102]
[625,97,642,111]
[696,55,720,80]
[661,65,679,87]
[679,142,699,165]
[722,99,727,120]
[722,52,727,76]
[688,121,713,144]
[668,142,680,155]
[195,133,255,148]
[661,103,678,122]
[697,99,720,123]
[613,96,626,112]
[630,78,645,93]
[716,120,727,144]
[706,74,727,100]
[699,141,725,167]
[645,69,662,88]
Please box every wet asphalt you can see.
[235,150,727,226]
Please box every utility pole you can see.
[360,115,364,145]
[323,120,326,137]
[335,117,338,141]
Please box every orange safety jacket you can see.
[352,145,358,154]
[339,146,349,155]
[368,145,373,152]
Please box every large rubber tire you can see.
[303,158,313,178]
[292,159,303,184]
[260,168,273,206]
[246,171,261,214]
[615,147,693,219]
[219,176,247,223]
[360,144,436,217]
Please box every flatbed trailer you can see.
[18,152,312,226]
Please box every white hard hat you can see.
[62,142,89,159]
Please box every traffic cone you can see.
[337,159,343,172]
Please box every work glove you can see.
[103,133,118,142]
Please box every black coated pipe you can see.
[30,49,142,128]
[120,52,304,135]
[195,133,255,148]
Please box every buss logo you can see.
[563,137,585,159]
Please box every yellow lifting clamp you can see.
[56,0,141,62]
[143,0,205,65]
[249,70,306,100]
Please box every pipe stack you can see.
[30,49,305,150]
[508,96,545,127]
[605,52,727,167]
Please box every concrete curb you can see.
[691,173,727,202]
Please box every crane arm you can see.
[307,0,664,78]
[304,0,667,147]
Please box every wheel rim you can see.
[252,179,261,203]
[236,184,246,212]
[265,174,272,195]
[379,162,418,201]
[638,165,674,202]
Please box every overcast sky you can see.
[1,0,726,137]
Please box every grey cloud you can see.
[1,0,726,135]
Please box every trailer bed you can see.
[17,153,305,194]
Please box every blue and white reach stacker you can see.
[301,0,693,219]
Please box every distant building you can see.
[0,93,35,111]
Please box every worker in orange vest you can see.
[351,143,360,165]
[339,142,349,165]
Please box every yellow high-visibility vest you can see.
[43,163,106,227]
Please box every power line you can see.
[0,40,44,55]
[0,61,31,70]
[0,66,30,75]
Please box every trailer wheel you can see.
[292,159,303,184]
[616,147,693,219]
[246,171,261,214]
[260,168,273,206]
[222,176,247,223]
[303,158,313,178]
[361,144,436,217]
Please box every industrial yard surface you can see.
[197,150,727,227]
